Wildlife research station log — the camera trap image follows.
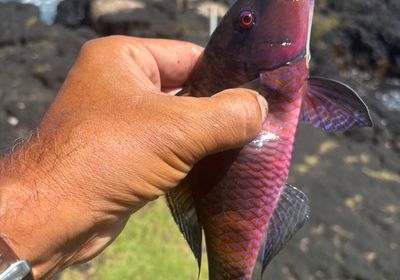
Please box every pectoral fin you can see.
[261,184,310,274]
[301,77,373,131]
[166,183,202,271]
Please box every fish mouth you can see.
[263,39,293,47]
[258,0,315,72]
[256,48,307,74]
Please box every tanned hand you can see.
[0,36,267,279]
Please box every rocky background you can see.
[0,0,399,279]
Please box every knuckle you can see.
[80,36,133,56]
[242,91,264,134]
[161,98,212,159]
[81,38,104,53]
[218,89,263,142]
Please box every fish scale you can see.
[195,62,306,279]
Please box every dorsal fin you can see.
[261,183,310,274]
[166,182,202,271]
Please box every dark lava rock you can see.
[54,0,92,28]
[260,121,400,280]
[96,5,175,38]
[0,2,96,153]
[256,82,400,279]
[0,2,48,47]
[312,0,400,77]
[95,0,209,45]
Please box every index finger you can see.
[133,38,204,90]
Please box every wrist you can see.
[0,235,33,280]
[0,132,124,279]
[0,163,59,278]
[0,141,86,279]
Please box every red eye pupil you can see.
[240,12,254,28]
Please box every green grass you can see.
[61,199,208,280]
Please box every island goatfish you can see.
[167,0,372,279]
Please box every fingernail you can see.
[256,94,268,122]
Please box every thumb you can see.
[174,88,268,160]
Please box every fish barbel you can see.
[167,0,372,279]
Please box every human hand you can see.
[0,36,267,278]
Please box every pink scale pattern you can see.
[194,60,309,279]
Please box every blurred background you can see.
[0,0,399,279]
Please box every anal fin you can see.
[166,182,202,271]
[261,183,310,274]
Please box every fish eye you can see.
[239,11,255,29]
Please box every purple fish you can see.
[167,0,372,279]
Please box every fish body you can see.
[167,0,372,279]
[192,61,307,279]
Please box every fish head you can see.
[214,0,315,79]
